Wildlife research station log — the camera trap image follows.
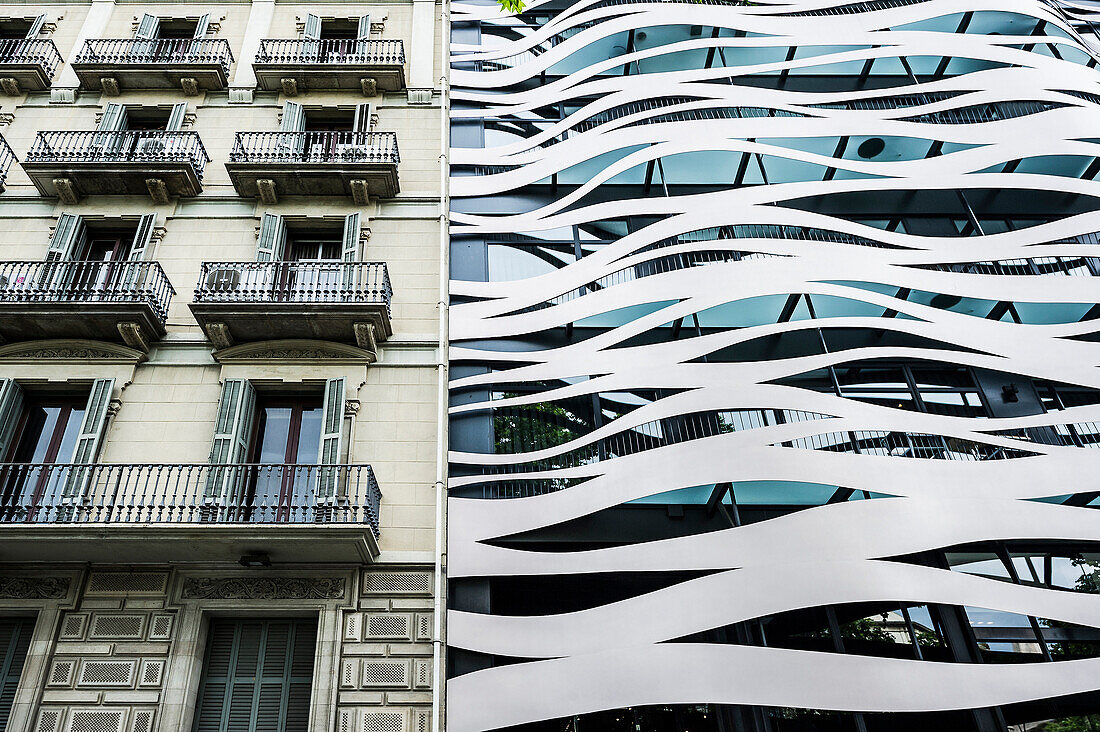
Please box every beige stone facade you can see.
[0,0,446,729]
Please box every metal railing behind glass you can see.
[0,38,63,76]
[193,261,391,311]
[26,130,210,178]
[0,260,173,323]
[229,131,400,165]
[76,38,233,76]
[0,463,381,534]
[255,38,405,66]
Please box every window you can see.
[0,17,38,40]
[193,619,316,732]
[248,394,323,519]
[0,379,114,518]
[0,618,33,729]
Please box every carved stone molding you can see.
[214,339,376,363]
[0,112,14,126]
[0,576,69,599]
[182,577,345,600]
[0,339,145,363]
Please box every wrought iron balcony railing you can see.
[0,135,14,187]
[192,261,392,311]
[0,38,63,76]
[229,131,400,165]
[0,260,173,323]
[0,463,381,534]
[25,130,210,178]
[255,38,405,66]
[75,38,234,76]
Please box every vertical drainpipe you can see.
[432,0,450,728]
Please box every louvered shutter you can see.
[302,14,321,40]
[0,379,24,461]
[357,14,371,39]
[166,101,187,131]
[352,103,372,134]
[194,13,210,38]
[25,15,45,38]
[204,379,256,505]
[46,213,85,262]
[279,101,305,158]
[194,619,316,732]
[0,619,33,732]
[134,13,159,39]
[317,377,345,501]
[255,214,287,262]
[341,212,360,292]
[121,213,156,291]
[63,378,114,506]
[98,102,127,131]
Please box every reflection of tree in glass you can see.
[493,394,590,455]
[1039,559,1099,732]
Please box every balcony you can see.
[0,260,173,351]
[72,38,234,94]
[0,38,62,93]
[226,131,400,203]
[189,261,392,351]
[0,134,15,192]
[253,39,405,95]
[0,463,381,563]
[23,130,209,203]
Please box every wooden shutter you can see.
[97,103,127,132]
[255,214,287,262]
[317,378,345,500]
[69,378,114,465]
[352,103,372,135]
[193,619,316,732]
[128,214,157,261]
[204,379,256,502]
[62,378,114,504]
[0,379,24,461]
[194,13,210,38]
[0,619,33,732]
[302,14,321,40]
[357,14,371,39]
[46,213,86,262]
[341,212,360,292]
[134,13,159,39]
[280,101,305,132]
[25,14,45,38]
[166,102,187,131]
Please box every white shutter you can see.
[317,377,345,500]
[352,103,372,134]
[97,103,127,132]
[135,13,159,39]
[341,212,360,292]
[255,214,287,262]
[194,13,210,38]
[357,15,371,39]
[70,379,114,465]
[0,379,25,461]
[303,14,321,40]
[26,14,45,38]
[46,213,86,262]
[204,379,256,503]
[166,102,187,131]
[281,101,305,132]
[128,214,156,261]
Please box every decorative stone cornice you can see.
[0,576,69,599]
[214,339,376,364]
[182,577,345,600]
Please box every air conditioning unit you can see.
[136,137,167,156]
[204,268,240,292]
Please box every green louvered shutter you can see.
[0,619,33,731]
[255,214,287,262]
[62,378,114,508]
[26,15,45,38]
[316,377,345,502]
[205,379,256,507]
[192,619,316,732]
[341,212,360,293]
[194,13,210,38]
[0,379,25,461]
